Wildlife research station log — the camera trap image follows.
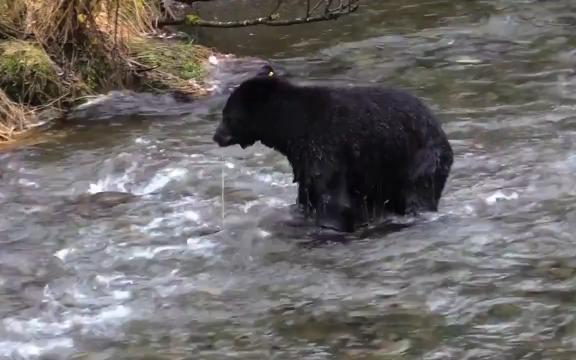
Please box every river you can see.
[1,0,576,359]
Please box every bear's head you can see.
[213,65,289,149]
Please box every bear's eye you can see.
[224,111,243,129]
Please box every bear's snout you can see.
[213,124,235,147]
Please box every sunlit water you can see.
[1,1,576,359]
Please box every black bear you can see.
[213,65,453,232]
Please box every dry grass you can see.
[0,89,33,141]
[129,38,213,94]
[98,0,161,37]
[22,0,159,45]
[24,0,138,92]
[0,40,65,106]
[0,0,27,38]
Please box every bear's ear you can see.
[240,76,279,104]
[256,64,277,79]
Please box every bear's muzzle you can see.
[213,124,236,147]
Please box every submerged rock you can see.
[62,191,139,219]
[65,90,199,122]
[76,191,139,208]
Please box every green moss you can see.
[0,41,64,105]
[181,61,204,80]
[186,14,201,25]
[75,48,127,93]
[129,39,209,91]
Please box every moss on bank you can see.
[0,40,66,106]
[129,39,211,94]
[0,0,212,144]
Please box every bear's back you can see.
[298,85,446,151]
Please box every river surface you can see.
[1,0,576,359]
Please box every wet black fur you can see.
[213,65,453,232]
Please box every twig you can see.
[113,0,120,50]
[158,1,359,28]
[325,0,335,15]
[310,0,325,15]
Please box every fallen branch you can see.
[160,0,359,28]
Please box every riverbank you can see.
[0,0,213,144]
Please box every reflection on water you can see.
[1,0,576,359]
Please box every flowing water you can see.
[1,0,576,359]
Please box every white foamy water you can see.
[485,190,520,205]
[138,167,189,194]
[0,339,74,359]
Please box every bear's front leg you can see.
[316,193,354,232]
[312,170,355,232]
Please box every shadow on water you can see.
[298,222,415,248]
[257,203,422,247]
